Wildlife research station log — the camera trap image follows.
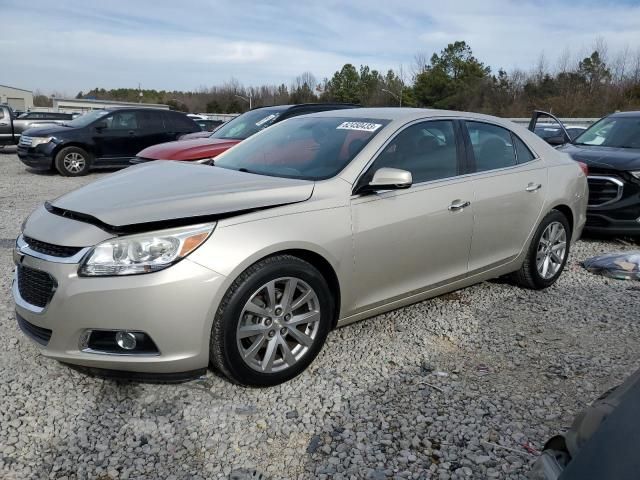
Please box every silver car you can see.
[13,108,587,386]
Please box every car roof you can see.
[102,107,180,113]
[609,111,640,118]
[250,103,359,113]
[303,107,511,123]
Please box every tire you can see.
[54,146,92,176]
[511,209,571,289]
[210,255,334,386]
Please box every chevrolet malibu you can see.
[13,108,587,386]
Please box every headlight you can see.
[30,136,55,147]
[79,224,215,276]
[630,171,640,180]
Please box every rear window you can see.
[139,111,165,130]
[466,121,517,172]
[214,117,389,180]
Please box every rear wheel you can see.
[210,255,333,386]
[55,146,92,176]
[512,209,571,289]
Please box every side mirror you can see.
[94,120,107,131]
[357,167,412,194]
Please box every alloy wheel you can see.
[63,152,86,174]
[536,221,567,279]
[236,277,321,373]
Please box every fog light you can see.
[115,331,137,350]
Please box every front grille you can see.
[16,313,52,346]
[19,135,32,147]
[587,176,624,207]
[23,236,83,258]
[17,265,55,308]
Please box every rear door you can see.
[462,120,547,272]
[350,119,474,311]
[137,110,168,150]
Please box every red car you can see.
[133,103,358,165]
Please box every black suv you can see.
[17,108,199,176]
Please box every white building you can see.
[53,98,170,113]
[0,84,34,112]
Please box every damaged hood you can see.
[50,162,314,229]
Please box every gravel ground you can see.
[1,148,639,480]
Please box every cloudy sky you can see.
[1,0,639,95]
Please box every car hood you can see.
[558,144,640,171]
[137,137,241,161]
[49,161,314,230]
[22,124,77,137]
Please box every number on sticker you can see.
[336,122,382,132]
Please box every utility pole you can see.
[382,88,402,107]
[235,93,252,110]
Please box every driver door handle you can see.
[448,200,471,211]
[128,130,136,135]
[526,183,542,192]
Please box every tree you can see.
[324,64,361,103]
[578,51,612,92]
[413,41,490,109]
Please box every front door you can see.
[462,120,547,272]
[350,119,474,312]
[92,111,143,163]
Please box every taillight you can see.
[576,161,588,176]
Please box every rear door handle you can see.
[128,130,136,135]
[526,183,542,192]
[448,200,471,211]
[0,122,8,126]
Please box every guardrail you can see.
[508,118,599,128]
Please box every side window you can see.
[512,134,535,163]
[139,111,164,130]
[105,111,139,130]
[370,120,459,184]
[466,121,517,172]
[0,109,4,120]
[171,113,198,131]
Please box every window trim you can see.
[352,117,466,194]
[461,120,541,175]
[510,131,536,164]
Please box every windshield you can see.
[573,116,640,149]
[214,117,389,180]
[64,110,110,128]
[211,109,283,140]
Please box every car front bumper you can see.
[585,173,640,236]
[12,245,226,374]
[584,214,640,235]
[17,145,55,170]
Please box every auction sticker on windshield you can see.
[336,121,382,132]
[255,114,278,126]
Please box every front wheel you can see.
[511,209,571,289]
[210,255,334,386]
[54,146,92,176]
